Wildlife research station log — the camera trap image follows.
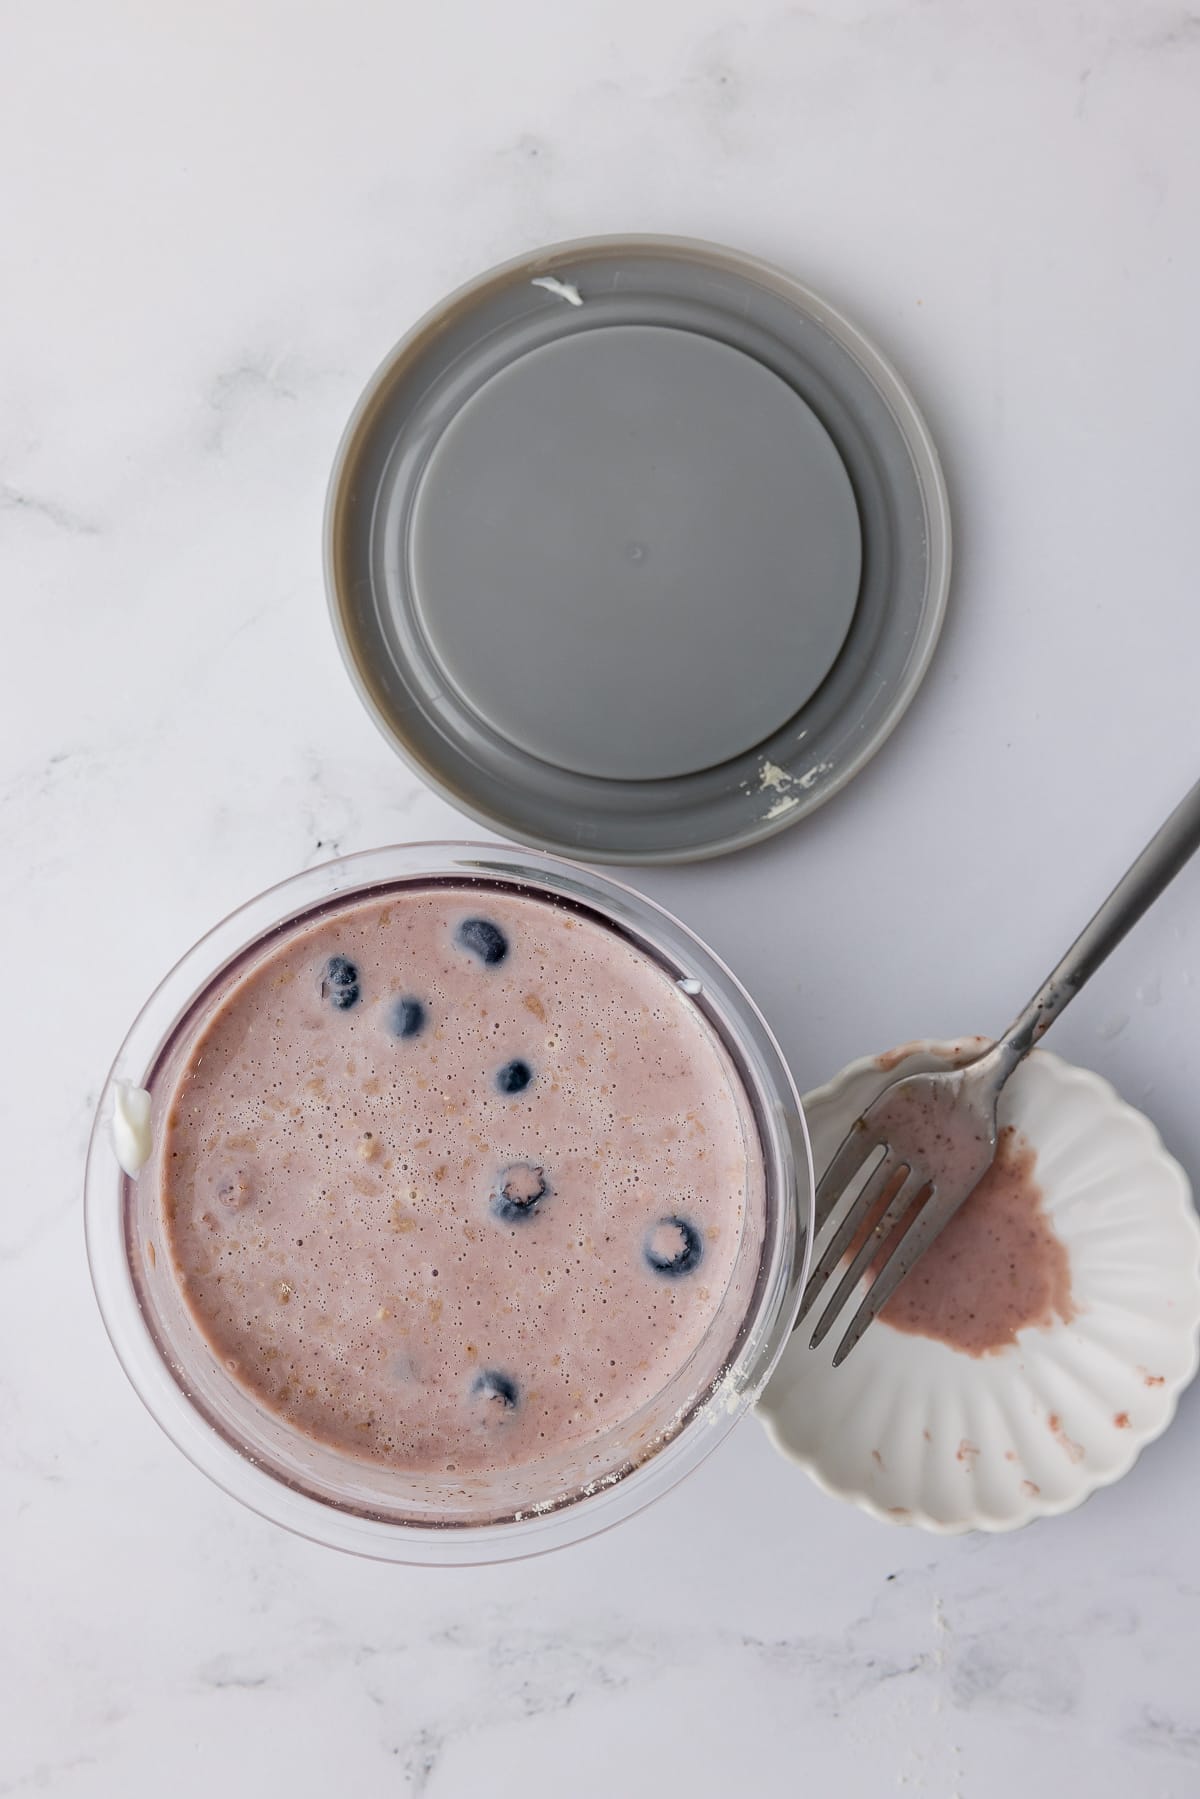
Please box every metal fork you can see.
[799,776,1200,1367]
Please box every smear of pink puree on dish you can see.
[876,1125,1076,1356]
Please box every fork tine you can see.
[812,1121,879,1237]
[797,1145,897,1324]
[831,1179,975,1368]
[808,1167,928,1349]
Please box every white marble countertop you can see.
[5,1,1200,1792]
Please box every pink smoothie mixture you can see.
[859,1068,1075,1356]
[158,885,764,1476]
[878,1124,1075,1355]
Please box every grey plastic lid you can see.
[325,235,951,863]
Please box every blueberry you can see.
[495,1058,533,1096]
[215,1169,254,1211]
[644,1215,703,1277]
[472,1369,519,1410]
[457,917,509,966]
[321,955,360,1011]
[492,1162,549,1223]
[388,995,426,1039]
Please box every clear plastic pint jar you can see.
[85,844,813,1563]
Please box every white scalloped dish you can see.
[758,1040,1200,1532]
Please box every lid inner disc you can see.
[408,324,863,782]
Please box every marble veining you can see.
[0,484,102,536]
[4,0,1200,1794]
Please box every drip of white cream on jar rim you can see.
[112,1080,152,1176]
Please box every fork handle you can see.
[992,775,1200,1078]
